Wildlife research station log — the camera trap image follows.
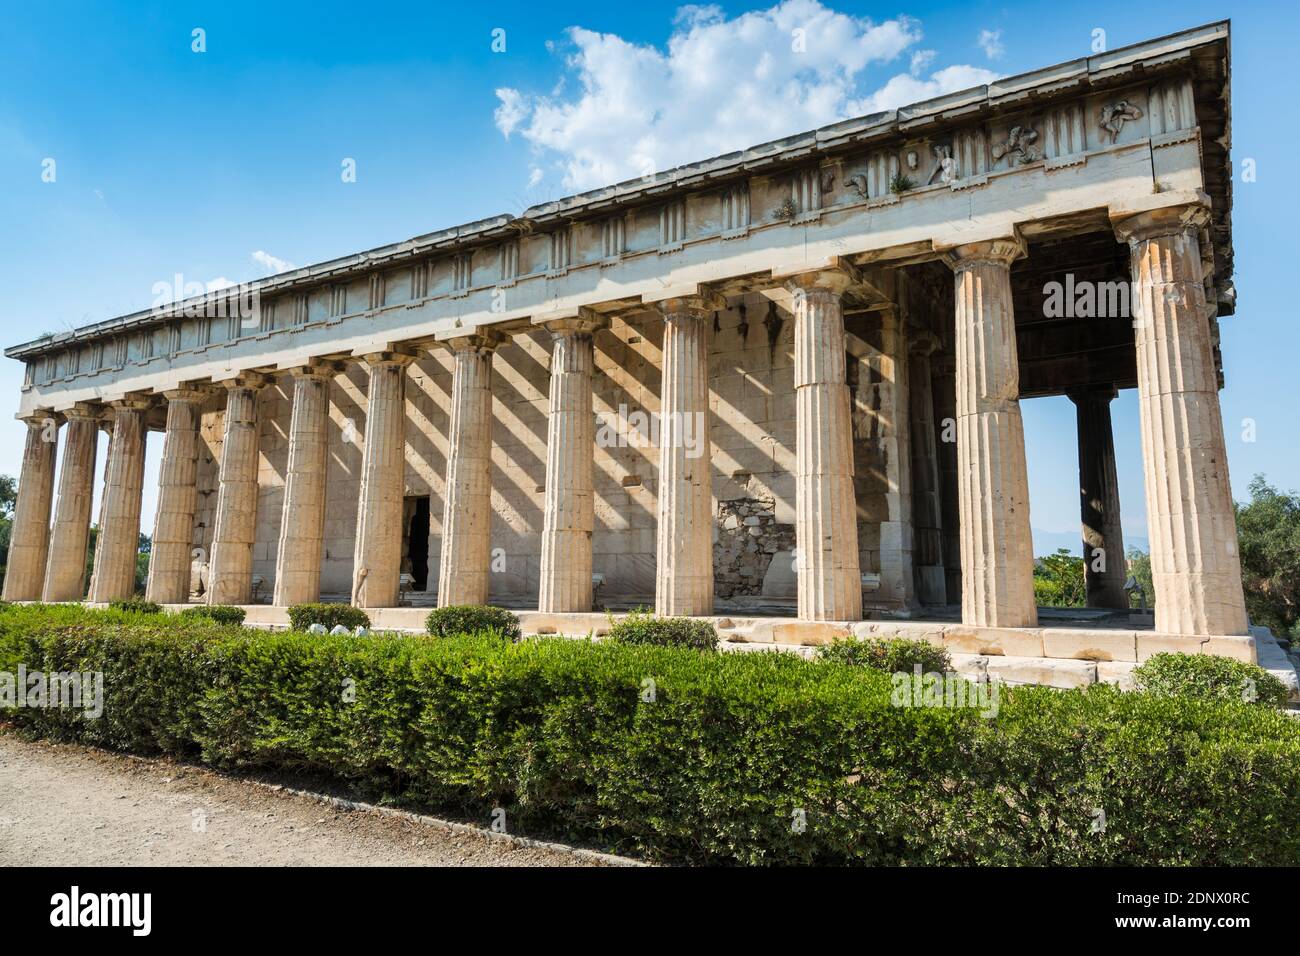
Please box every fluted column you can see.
[538,315,605,613]
[787,271,861,621]
[909,335,946,606]
[275,363,341,606]
[43,404,100,602]
[932,356,962,604]
[87,396,151,603]
[145,387,209,604]
[945,238,1037,628]
[1115,203,1248,635]
[207,374,268,606]
[353,351,416,608]
[437,334,501,608]
[1069,387,1127,609]
[2,413,59,601]
[654,296,716,617]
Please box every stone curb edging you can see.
[242,779,649,868]
[112,749,649,867]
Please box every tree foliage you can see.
[1235,475,1300,638]
[1033,548,1087,608]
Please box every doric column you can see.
[353,351,416,608]
[538,314,605,613]
[2,412,59,601]
[945,237,1037,628]
[932,355,962,603]
[1114,203,1248,635]
[909,334,946,606]
[43,404,100,602]
[653,296,717,617]
[87,396,151,603]
[854,272,914,609]
[274,362,341,606]
[1068,387,1127,609]
[207,374,268,606]
[145,387,209,604]
[786,270,861,622]
[436,334,501,608]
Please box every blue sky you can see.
[1,0,1295,555]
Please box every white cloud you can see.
[495,0,999,191]
[850,64,1000,114]
[251,250,295,274]
[494,88,529,138]
[977,28,1005,60]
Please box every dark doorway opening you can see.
[405,496,430,591]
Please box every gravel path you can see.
[0,733,603,866]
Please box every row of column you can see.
[2,201,1249,637]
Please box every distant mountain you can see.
[1032,528,1149,559]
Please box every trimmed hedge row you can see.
[425,605,521,641]
[1134,652,1289,709]
[607,611,718,651]
[2,603,1299,865]
[178,605,247,627]
[817,636,952,673]
[287,603,371,632]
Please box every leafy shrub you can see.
[1033,549,1087,608]
[4,603,1300,865]
[286,603,370,632]
[1132,652,1289,709]
[1235,475,1300,639]
[817,636,950,673]
[425,605,521,641]
[108,598,162,615]
[179,605,247,626]
[607,611,717,652]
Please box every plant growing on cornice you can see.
[770,197,797,221]
[889,173,916,194]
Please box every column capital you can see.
[162,383,215,403]
[534,306,609,336]
[360,347,418,368]
[909,331,941,358]
[942,234,1027,271]
[649,290,727,318]
[19,408,61,427]
[773,255,862,296]
[287,359,345,380]
[106,392,153,412]
[442,329,505,354]
[215,371,271,391]
[1112,201,1211,245]
[60,401,103,423]
[1066,385,1118,405]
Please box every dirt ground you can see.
[0,733,604,867]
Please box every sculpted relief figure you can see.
[1099,100,1144,142]
[991,125,1041,167]
[928,144,956,185]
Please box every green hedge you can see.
[178,605,247,627]
[287,603,371,632]
[425,605,521,641]
[817,636,951,673]
[1133,652,1289,709]
[2,603,1299,865]
[108,598,162,615]
[607,611,717,651]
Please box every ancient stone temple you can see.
[5,22,1271,687]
